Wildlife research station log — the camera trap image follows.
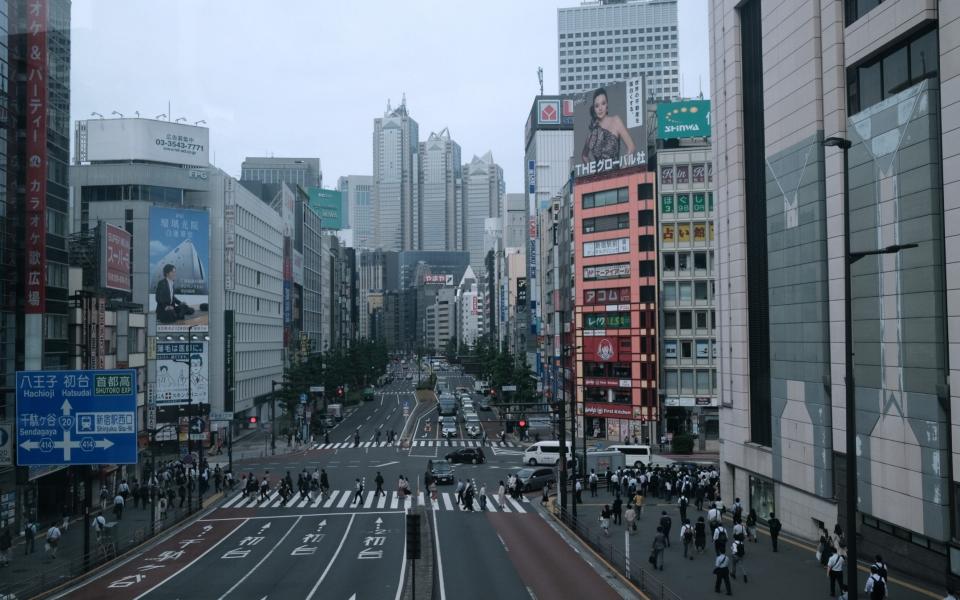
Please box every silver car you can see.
[516,467,556,492]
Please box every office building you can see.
[456,266,484,349]
[557,0,679,98]
[373,98,419,252]
[338,175,373,248]
[357,249,388,340]
[241,156,322,188]
[418,128,462,251]
[461,152,504,279]
[711,0,959,585]
[424,286,456,354]
[574,171,659,443]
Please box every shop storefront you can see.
[749,475,776,523]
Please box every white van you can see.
[523,440,572,466]
[607,445,652,468]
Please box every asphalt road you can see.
[53,371,623,600]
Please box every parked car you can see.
[516,467,556,492]
[429,461,455,484]
[445,447,485,464]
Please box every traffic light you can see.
[248,416,258,424]
[518,417,527,429]
[337,386,344,398]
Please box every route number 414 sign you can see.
[16,369,138,466]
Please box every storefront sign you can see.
[585,403,634,419]
[583,263,630,281]
[24,0,48,314]
[583,237,630,257]
[584,313,631,330]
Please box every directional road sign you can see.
[16,369,138,466]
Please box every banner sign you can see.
[224,310,235,414]
[573,78,647,179]
[584,403,633,419]
[24,0,48,314]
[583,336,620,362]
[424,274,454,285]
[583,237,630,258]
[584,313,631,330]
[656,100,711,140]
[583,263,630,281]
[102,223,132,292]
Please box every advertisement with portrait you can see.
[583,336,619,362]
[155,339,208,406]
[148,207,210,332]
[573,78,647,179]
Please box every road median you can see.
[398,390,437,447]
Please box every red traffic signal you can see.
[248,416,258,424]
[337,386,344,397]
[518,419,527,428]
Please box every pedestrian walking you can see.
[714,552,733,595]
[713,523,728,556]
[259,476,270,502]
[479,483,487,511]
[114,493,125,520]
[429,481,439,503]
[456,479,465,506]
[650,526,667,571]
[575,478,583,503]
[541,482,550,506]
[708,502,721,535]
[746,509,758,542]
[612,495,623,525]
[625,504,636,534]
[353,478,365,505]
[695,516,707,554]
[374,471,385,497]
[680,519,694,559]
[100,486,110,511]
[768,512,782,552]
[375,429,381,443]
[678,493,689,522]
[0,527,11,567]
[872,555,888,585]
[23,518,36,555]
[589,470,598,497]
[828,550,846,597]
[730,538,748,583]
[45,522,62,559]
[659,511,672,547]
[354,428,360,447]
[865,565,887,599]
[599,505,611,536]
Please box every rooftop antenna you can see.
[401,92,406,108]
[387,98,391,113]
[698,76,704,100]
[537,67,544,96]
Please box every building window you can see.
[582,187,629,209]
[664,340,677,359]
[847,28,938,114]
[678,282,692,304]
[639,260,655,276]
[693,251,707,271]
[583,212,630,233]
[663,253,675,273]
[679,311,692,330]
[696,311,708,330]
[662,281,676,304]
[638,209,654,226]
[844,0,882,25]
[637,183,654,200]
[638,235,655,252]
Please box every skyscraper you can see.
[418,128,461,251]
[372,97,419,252]
[338,175,373,247]
[240,156,322,188]
[461,152,504,279]
[557,0,679,99]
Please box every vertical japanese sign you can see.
[101,223,132,292]
[97,298,106,369]
[24,0,48,314]
[223,179,236,291]
[224,310,235,414]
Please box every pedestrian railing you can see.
[553,505,684,600]
[1,501,202,600]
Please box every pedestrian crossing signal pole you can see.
[406,512,421,597]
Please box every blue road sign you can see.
[299,393,307,404]
[16,369,138,466]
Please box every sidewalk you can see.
[552,489,940,600]
[0,491,221,599]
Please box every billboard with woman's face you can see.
[573,78,647,179]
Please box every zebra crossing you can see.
[220,488,531,513]
[309,440,519,450]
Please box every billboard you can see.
[308,187,343,230]
[101,223,132,292]
[423,274,454,286]
[583,237,630,258]
[155,340,208,405]
[656,100,711,140]
[82,119,210,167]
[148,206,210,331]
[572,79,647,179]
[24,0,48,314]
[525,95,575,148]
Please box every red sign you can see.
[584,377,627,388]
[104,223,132,292]
[583,287,630,306]
[24,0,48,314]
[539,101,558,123]
[585,403,633,419]
[583,336,620,362]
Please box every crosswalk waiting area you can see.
[221,489,532,513]
[311,440,519,450]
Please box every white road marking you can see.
[363,491,375,509]
[322,490,340,508]
[304,514,357,600]
[337,491,352,508]
[215,516,303,600]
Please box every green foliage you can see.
[671,433,695,454]
[415,373,437,390]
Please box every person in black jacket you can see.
[155,264,194,323]
[769,512,782,552]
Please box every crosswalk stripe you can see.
[417,492,425,506]
[441,493,454,511]
[377,492,387,509]
[404,494,412,510]
[323,490,340,508]
[508,497,526,513]
[484,498,497,512]
[390,493,399,510]
[497,496,511,512]
[337,491,352,508]
[223,493,242,508]
[311,493,325,507]
[363,491,375,509]
[297,494,311,508]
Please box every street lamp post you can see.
[824,136,917,600]
[271,380,281,454]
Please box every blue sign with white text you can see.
[16,369,138,466]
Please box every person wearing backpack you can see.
[23,518,36,554]
[713,523,729,555]
[872,555,888,584]
[694,516,707,554]
[680,518,694,559]
[768,512,782,552]
[827,549,846,597]
[659,511,672,546]
[589,469,599,497]
[678,493,689,522]
[707,502,721,535]
[865,564,887,599]
[730,538,748,583]
[713,551,733,595]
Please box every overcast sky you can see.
[72,0,709,191]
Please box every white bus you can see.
[606,444,653,468]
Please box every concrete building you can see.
[418,128,462,251]
[373,98,419,252]
[241,156,322,189]
[424,286,457,354]
[656,141,718,446]
[456,266,485,350]
[710,0,960,585]
[298,190,324,357]
[338,175,373,249]
[357,249,388,340]
[574,171,659,443]
[461,152,504,279]
[557,0,679,98]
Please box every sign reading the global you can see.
[656,100,711,140]
[16,369,138,466]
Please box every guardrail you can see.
[552,505,684,600]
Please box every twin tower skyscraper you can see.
[370,97,503,279]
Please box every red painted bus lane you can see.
[63,518,245,600]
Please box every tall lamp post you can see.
[271,380,281,454]
[170,324,202,511]
[824,136,917,600]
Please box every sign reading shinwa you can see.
[657,100,711,140]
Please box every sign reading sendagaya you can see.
[657,100,711,140]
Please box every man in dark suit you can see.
[155,264,194,323]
